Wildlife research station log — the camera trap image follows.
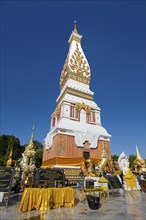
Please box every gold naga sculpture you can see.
[134,146,146,173]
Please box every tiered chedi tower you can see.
[42,22,111,168]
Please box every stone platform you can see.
[0,189,145,220]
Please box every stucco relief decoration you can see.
[69,44,90,78]
[118,152,129,175]
[75,102,91,114]
[75,131,100,149]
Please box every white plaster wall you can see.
[61,102,70,118]
[95,111,101,125]
[58,93,100,110]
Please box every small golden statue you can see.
[6,149,13,167]
[84,159,97,177]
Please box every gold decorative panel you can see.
[69,44,90,78]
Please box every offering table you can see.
[20,187,75,212]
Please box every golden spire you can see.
[25,125,36,151]
[60,22,91,90]
[29,125,35,145]
[31,125,35,138]
[136,146,144,161]
[73,20,78,33]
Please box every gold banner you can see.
[42,157,85,167]
[42,156,101,168]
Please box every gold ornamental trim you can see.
[60,43,91,89]
[75,102,91,114]
[69,35,81,44]
[53,106,61,118]
[60,69,90,90]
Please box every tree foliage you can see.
[33,140,43,150]
[111,154,119,162]
[129,154,136,169]
[0,135,44,167]
[0,135,24,165]
[35,149,43,168]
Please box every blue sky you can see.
[1,1,145,158]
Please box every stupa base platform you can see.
[42,156,84,187]
[41,156,101,187]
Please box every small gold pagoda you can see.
[98,175,109,199]
[123,168,140,196]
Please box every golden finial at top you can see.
[26,125,36,150]
[74,20,78,33]
[30,125,35,143]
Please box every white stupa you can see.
[42,22,111,168]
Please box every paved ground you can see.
[0,189,146,220]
